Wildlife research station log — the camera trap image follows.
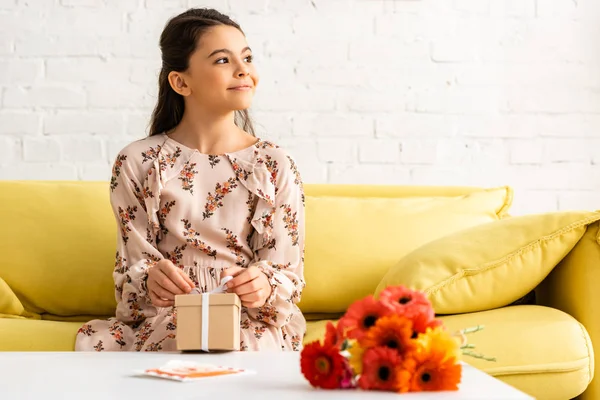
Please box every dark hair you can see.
[148,8,255,137]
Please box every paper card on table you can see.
[135,360,255,382]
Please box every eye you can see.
[244,54,253,63]
[216,57,228,64]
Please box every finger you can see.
[176,268,195,290]
[239,290,262,304]
[160,263,193,293]
[227,269,256,289]
[149,289,174,308]
[155,269,186,296]
[151,282,176,301]
[232,278,261,296]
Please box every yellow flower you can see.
[347,341,365,375]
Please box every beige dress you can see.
[75,133,306,352]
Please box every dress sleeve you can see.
[110,151,164,324]
[246,154,306,328]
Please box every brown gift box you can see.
[175,292,241,352]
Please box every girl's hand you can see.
[147,259,195,307]
[221,266,272,308]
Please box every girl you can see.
[75,8,306,352]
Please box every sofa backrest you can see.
[0,181,512,320]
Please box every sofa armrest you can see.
[536,221,599,400]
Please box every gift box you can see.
[175,292,242,352]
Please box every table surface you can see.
[0,352,534,400]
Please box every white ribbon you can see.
[191,276,233,352]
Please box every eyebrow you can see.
[207,47,252,58]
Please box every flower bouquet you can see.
[300,285,494,392]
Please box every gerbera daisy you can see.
[300,341,347,389]
[347,341,365,375]
[404,327,462,391]
[338,295,394,341]
[411,309,444,339]
[358,346,411,392]
[360,315,416,356]
[378,285,434,320]
[323,321,342,348]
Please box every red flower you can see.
[300,341,347,389]
[411,310,443,338]
[338,295,394,341]
[323,321,343,348]
[358,346,410,392]
[378,285,434,320]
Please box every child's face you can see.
[179,25,259,113]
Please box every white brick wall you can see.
[1,0,600,215]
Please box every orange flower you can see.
[360,315,416,356]
[357,347,410,392]
[300,341,347,389]
[338,295,394,341]
[403,327,462,391]
[378,285,434,320]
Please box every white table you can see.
[0,352,534,399]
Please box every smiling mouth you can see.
[228,85,253,90]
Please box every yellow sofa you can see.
[0,181,597,399]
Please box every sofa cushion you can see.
[0,318,81,351]
[0,181,117,318]
[375,210,600,314]
[300,186,513,314]
[305,305,593,400]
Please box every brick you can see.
[508,139,543,165]
[144,0,186,8]
[56,137,104,163]
[559,192,600,212]
[376,114,456,138]
[543,139,591,164]
[506,89,600,114]
[293,113,373,137]
[44,111,124,136]
[271,138,326,183]
[263,38,347,67]
[78,163,112,181]
[252,87,336,112]
[4,86,86,108]
[125,112,152,137]
[338,90,409,113]
[0,59,42,84]
[87,82,154,109]
[127,9,184,36]
[329,164,410,185]
[399,139,438,164]
[510,190,559,216]
[60,0,98,6]
[292,14,373,39]
[0,163,78,180]
[23,137,61,162]
[489,0,535,17]
[107,139,137,163]
[0,111,41,135]
[0,36,11,55]
[374,13,425,38]
[129,60,161,85]
[251,112,293,138]
[46,58,130,83]
[0,136,19,164]
[415,88,507,114]
[358,139,400,164]
[0,0,16,10]
[317,139,357,163]
[349,40,429,64]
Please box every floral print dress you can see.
[75,133,306,352]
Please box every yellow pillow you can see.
[0,181,116,317]
[300,186,513,314]
[375,210,600,314]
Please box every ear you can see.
[168,71,192,96]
